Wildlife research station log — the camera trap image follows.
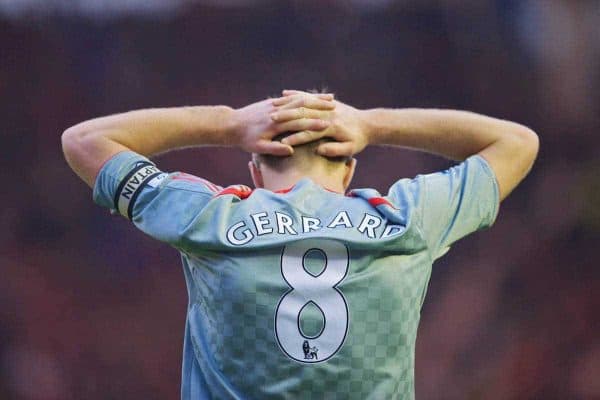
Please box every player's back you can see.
[93,151,498,400]
[177,178,430,400]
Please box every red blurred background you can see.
[1,1,598,399]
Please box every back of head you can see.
[253,136,349,175]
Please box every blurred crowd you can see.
[1,1,598,399]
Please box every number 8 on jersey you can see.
[275,239,350,363]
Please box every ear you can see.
[248,160,264,188]
[342,158,357,190]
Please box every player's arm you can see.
[273,91,538,201]
[61,96,334,187]
[360,108,539,201]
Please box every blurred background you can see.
[1,0,599,399]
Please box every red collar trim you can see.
[217,186,253,199]
[367,197,397,209]
[274,186,345,195]
[218,183,345,199]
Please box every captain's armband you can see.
[113,161,167,219]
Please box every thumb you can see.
[317,142,355,157]
[282,90,334,100]
[256,140,294,156]
[315,93,334,100]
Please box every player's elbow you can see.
[512,126,539,168]
[61,124,98,168]
[61,126,84,160]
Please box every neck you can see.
[261,169,346,193]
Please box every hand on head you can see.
[270,90,369,158]
[233,89,369,158]
[232,91,334,156]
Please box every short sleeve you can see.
[388,155,499,259]
[93,151,220,245]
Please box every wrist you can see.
[361,108,417,146]
[227,107,250,147]
[217,106,238,145]
[360,108,385,146]
[196,105,237,146]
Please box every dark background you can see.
[1,1,598,399]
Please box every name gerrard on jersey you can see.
[226,210,405,245]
